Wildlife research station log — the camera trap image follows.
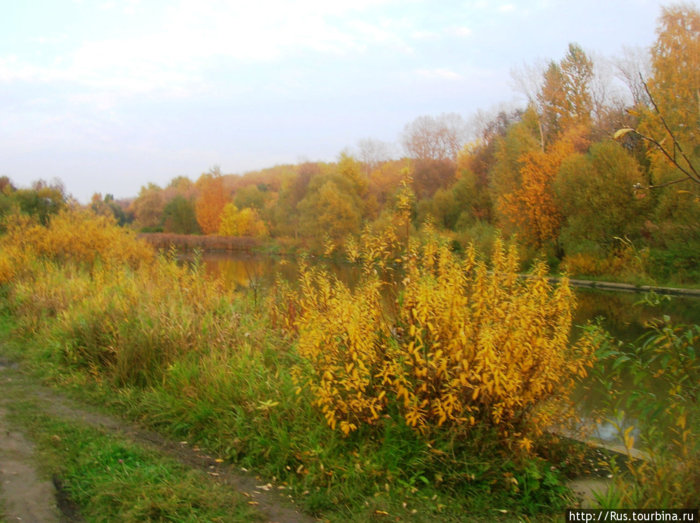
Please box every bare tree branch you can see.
[640,77,699,183]
[615,77,699,188]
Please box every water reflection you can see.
[574,288,699,341]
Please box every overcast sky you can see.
[1,0,678,202]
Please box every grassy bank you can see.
[0,292,580,521]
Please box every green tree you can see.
[298,180,362,242]
[162,195,200,234]
[234,184,268,211]
[270,163,320,238]
[555,141,649,254]
[12,180,67,225]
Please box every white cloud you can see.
[416,68,462,80]
[451,26,472,37]
[411,29,439,40]
[0,0,422,109]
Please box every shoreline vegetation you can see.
[139,231,700,296]
[0,206,697,520]
[138,232,261,253]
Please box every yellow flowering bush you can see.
[278,228,597,445]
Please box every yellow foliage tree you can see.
[639,4,699,186]
[218,203,268,237]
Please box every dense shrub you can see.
[276,227,597,449]
[0,207,153,285]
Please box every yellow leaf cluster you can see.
[218,203,268,238]
[561,240,649,278]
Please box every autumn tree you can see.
[9,179,67,226]
[270,162,321,238]
[130,183,165,231]
[234,184,269,211]
[537,43,594,145]
[628,4,700,189]
[195,170,228,234]
[614,46,652,108]
[623,4,700,264]
[298,180,362,242]
[368,160,407,207]
[417,187,454,230]
[411,159,457,200]
[356,138,393,175]
[555,141,649,254]
[0,177,15,220]
[218,203,268,237]
[489,107,541,208]
[0,176,14,194]
[498,138,572,249]
[91,193,130,226]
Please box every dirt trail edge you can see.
[0,358,316,523]
[0,405,62,522]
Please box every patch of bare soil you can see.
[0,404,62,523]
[0,358,316,523]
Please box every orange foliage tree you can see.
[195,172,228,234]
[497,128,586,249]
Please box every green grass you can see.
[2,396,262,523]
[0,255,588,522]
[0,300,577,522]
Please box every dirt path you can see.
[0,358,316,523]
[0,405,62,522]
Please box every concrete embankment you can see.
[558,278,700,297]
